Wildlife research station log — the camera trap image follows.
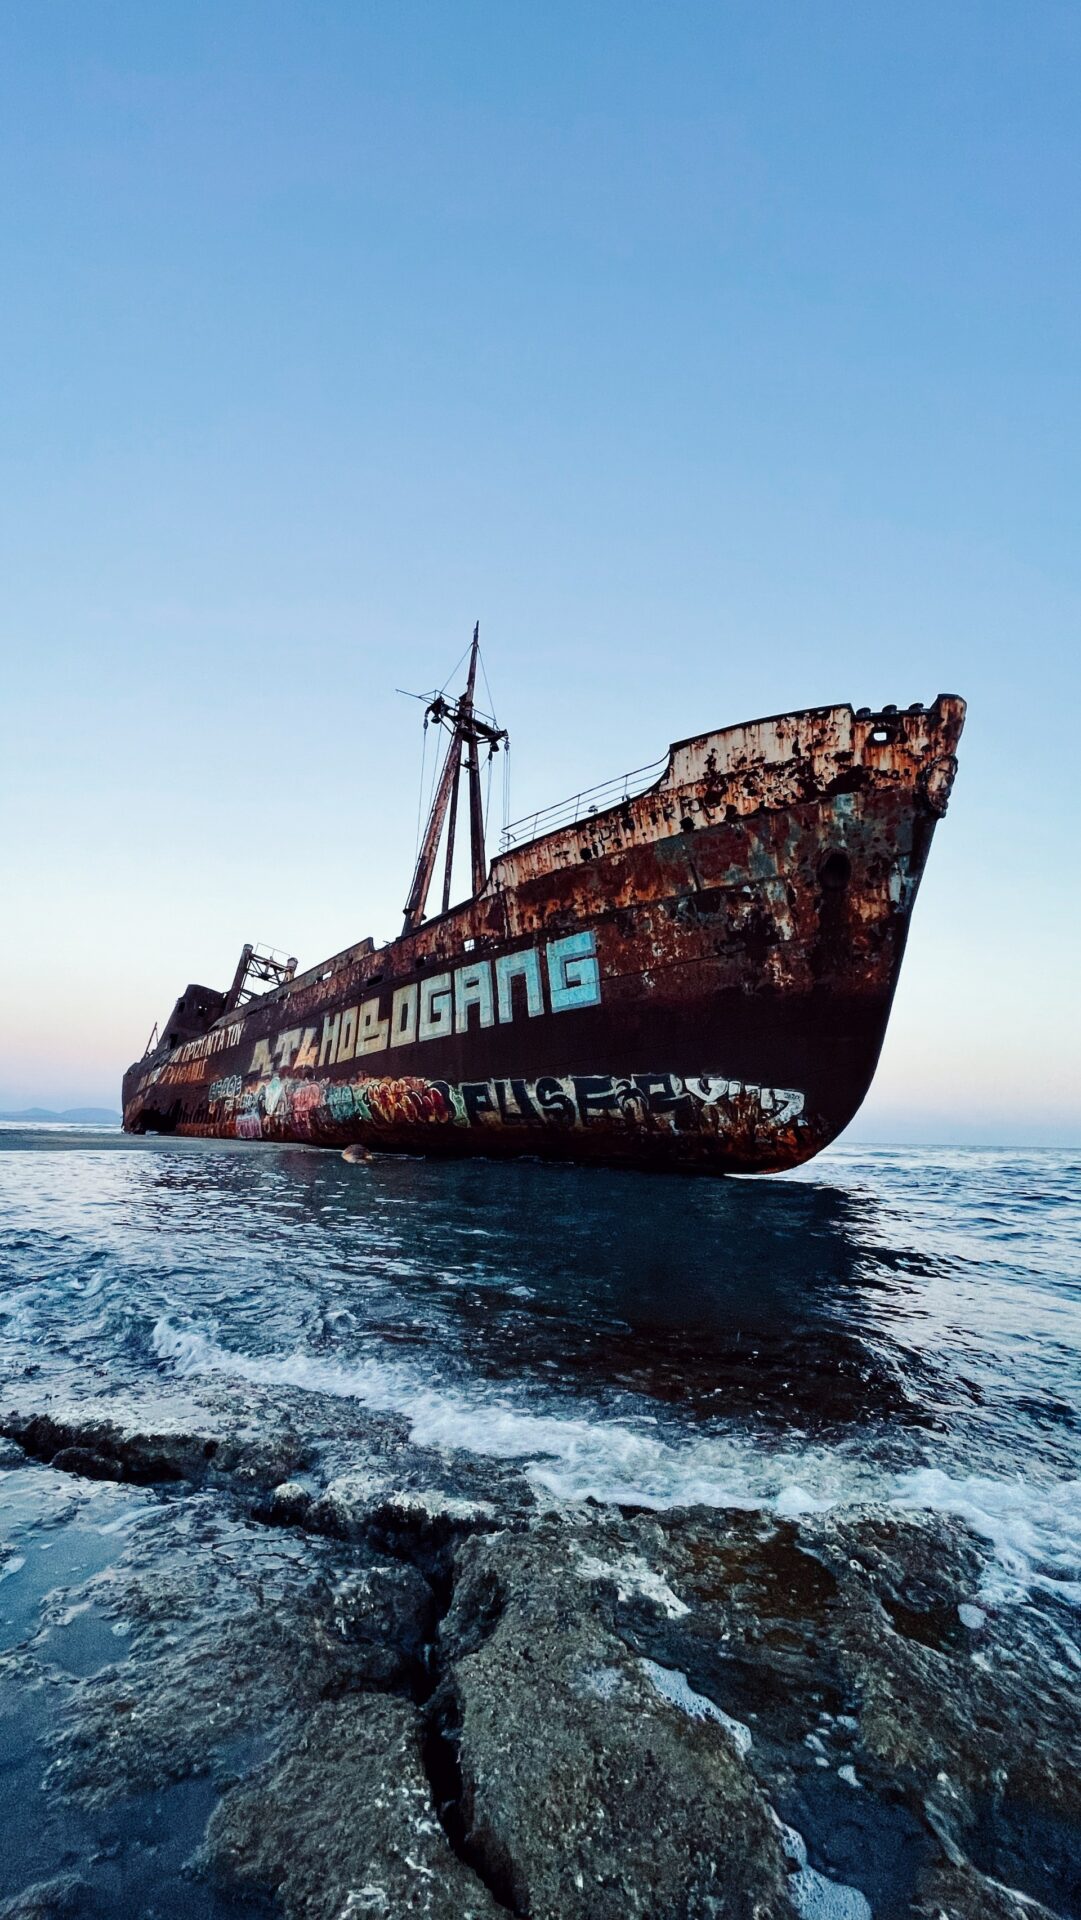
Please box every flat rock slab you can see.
[439,1522,791,1918]
[1,1401,1079,1920]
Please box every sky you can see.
[0,2,1078,1143]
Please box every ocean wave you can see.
[151,1317,1081,1608]
[891,1465,1081,1606]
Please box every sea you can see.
[2,1127,1080,1598]
[1,1126,1080,1911]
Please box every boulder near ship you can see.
[123,630,965,1173]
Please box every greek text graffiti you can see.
[172,1023,244,1065]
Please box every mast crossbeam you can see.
[401,624,508,933]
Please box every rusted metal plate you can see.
[122,695,965,1174]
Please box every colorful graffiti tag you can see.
[208,1074,243,1103]
[220,1068,806,1147]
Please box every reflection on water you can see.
[2,1131,1079,1494]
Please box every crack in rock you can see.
[4,1423,1080,1920]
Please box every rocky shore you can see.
[1,1386,1078,1920]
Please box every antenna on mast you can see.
[401,624,509,933]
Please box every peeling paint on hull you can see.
[122,695,965,1175]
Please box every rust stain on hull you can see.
[122,695,965,1175]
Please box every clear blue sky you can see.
[1,2,1077,1142]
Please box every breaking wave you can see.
[151,1317,1081,1609]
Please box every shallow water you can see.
[3,1127,1080,1608]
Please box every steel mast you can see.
[401,625,508,933]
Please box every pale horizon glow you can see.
[1,3,1078,1146]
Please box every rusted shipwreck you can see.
[123,631,964,1173]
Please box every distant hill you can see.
[0,1107,122,1125]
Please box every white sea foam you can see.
[890,1467,1081,1607]
[774,1485,835,1517]
[775,1818,872,1920]
[150,1318,1081,1609]
[575,1552,689,1618]
[639,1657,753,1755]
[150,1317,869,1512]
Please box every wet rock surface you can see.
[1,1396,1078,1920]
[207,1695,505,1920]
[0,1879,88,1920]
[435,1522,791,1918]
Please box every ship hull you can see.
[122,696,964,1174]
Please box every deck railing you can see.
[499,754,669,851]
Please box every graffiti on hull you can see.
[206,1067,808,1150]
[246,931,602,1080]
